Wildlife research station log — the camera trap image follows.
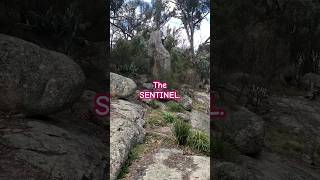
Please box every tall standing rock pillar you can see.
[147,30,171,80]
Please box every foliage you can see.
[110,0,153,40]
[193,56,210,84]
[111,62,138,78]
[111,35,150,75]
[167,101,184,112]
[1,0,107,51]
[188,130,210,153]
[265,126,319,162]
[25,4,80,54]
[151,0,176,29]
[170,48,194,84]
[110,0,124,14]
[148,100,161,109]
[174,0,210,53]
[214,0,320,83]
[173,119,191,145]
[162,112,176,123]
[146,110,166,127]
[117,144,144,179]
[164,27,179,52]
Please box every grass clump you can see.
[167,101,184,112]
[162,112,176,123]
[117,145,144,179]
[148,100,160,109]
[146,110,166,127]
[173,119,191,145]
[188,130,210,153]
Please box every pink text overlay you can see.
[139,81,181,100]
[94,93,110,117]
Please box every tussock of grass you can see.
[162,112,176,124]
[173,119,191,145]
[167,101,184,112]
[146,110,166,127]
[188,130,210,153]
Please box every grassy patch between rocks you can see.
[162,112,176,124]
[146,110,166,127]
[148,100,161,109]
[172,119,211,155]
[188,130,210,154]
[117,144,144,179]
[173,119,191,145]
[167,101,184,112]
[265,125,320,165]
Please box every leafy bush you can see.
[193,56,210,85]
[167,101,184,112]
[111,62,138,78]
[26,4,80,54]
[162,112,176,123]
[188,130,210,153]
[111,35,150,75]
[170,48,193,82]
[173,119,191,145]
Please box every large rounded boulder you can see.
[110,72,137,98]
[0,34,85,115]
[222,106,264,155]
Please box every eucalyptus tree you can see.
[172,0,210,55]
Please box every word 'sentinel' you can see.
[139,81,181,100]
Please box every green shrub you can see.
[111,62,138,78]
[162,112,176,123]
[170,48,193,84]
[111,36,150,75]
[26,4,81,54]
[167,101,184,112]
[173,119,191,145]
[188,130,210,153]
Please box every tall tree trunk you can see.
[190,28,195,55]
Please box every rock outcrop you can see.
[178,95,193,111]
[224,106,264,155]
[110,72,137,99]
[110,99,145,180]
[190,110,210,134]
[301,73,320,89]
[140,148,210,180]
[0,105,107,180]
[147,31,171,80]
[0,34,85,116]
[215,162,254,180]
